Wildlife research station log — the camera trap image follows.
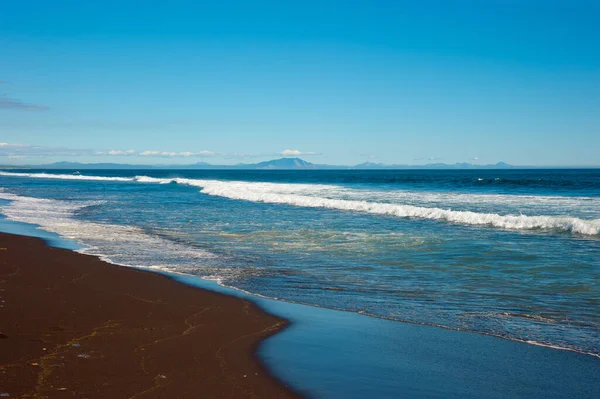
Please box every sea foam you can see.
[137,176,600,236]
[0,191,216,264]
[0,171,132,181]
[1,171,599,236]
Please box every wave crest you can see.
[1,171,599,236]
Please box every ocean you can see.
[0,168,599,362]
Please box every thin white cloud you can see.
[0,143,95,157]
[140,150,215,157]
[108,149,136,155]
[93,150,136,156]
[0,142,26,148]
[281,149,318,156]
[0,146,218,158]
[0,142,307,161]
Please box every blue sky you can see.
[1,0,599,166]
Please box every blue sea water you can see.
[0,168,599,363]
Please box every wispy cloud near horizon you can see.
[0,142,95,157]
[0,81,48,110]
[0,142,325,162]
[0,143,219,159]
[0,97,49,111]
[94,150,136,156]
[281,149,318,156]
[139,150,216,157]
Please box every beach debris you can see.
[56,388,68,391]
[77,354,91,359]
[158,374,167,379]
[0,392,10,397]
[0,248,6,251]
[29,362,39,366]
[71,343,80,347]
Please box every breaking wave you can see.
[0,171,132,181]
[1,171,599,236]
[0,191,217,271]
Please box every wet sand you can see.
[0,233,300,398]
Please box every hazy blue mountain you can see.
[237,158,317,169]
[3,158,526,170]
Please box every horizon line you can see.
[1,158,600,169]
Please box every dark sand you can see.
[0,233,300,398]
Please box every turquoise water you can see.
[0,169,599,361]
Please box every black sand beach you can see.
[0,233,299,398]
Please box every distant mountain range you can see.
[0,158,526,170]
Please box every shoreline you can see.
[1,225,599,398]
[202,275,600,361]
[0,232,301,398]
[1,211,597,363]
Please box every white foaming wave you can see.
[131,177,600,236]
[193,183,600,236]
[2,172,599,236]
[138,176,599,210]
[0,191,215,263]
[133,175,342,193]
[4,171,597,208]
[0,171,600,206]
[0,191,255,296]
[0,171,132,182]
[2,171,596,207]
[335,188,600,210]
[127,178,600,236]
